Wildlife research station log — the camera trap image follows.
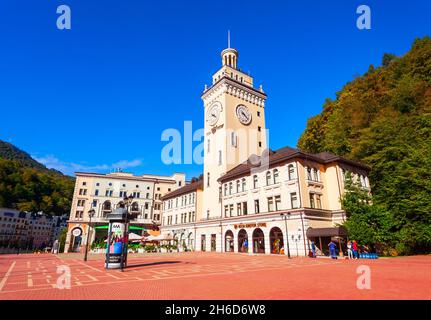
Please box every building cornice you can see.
[201,77,267,107]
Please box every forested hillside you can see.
[0,140,74,216]
[298,37,431,254]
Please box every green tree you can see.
[341,173,395,254]
[58,228,68,253]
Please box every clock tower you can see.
[201,40,268,219]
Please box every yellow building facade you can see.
[160,44,371,256]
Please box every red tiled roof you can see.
[161,179,203,200]
[217,146,370,183]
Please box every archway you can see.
[70,227,83,253]
[252,228,265,254]
[269,227,284,254]
[238,229,248,253]
[225,230,234,252]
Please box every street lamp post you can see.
[84,209,95,262]
[292,234,301,257]
[280,213,291,258]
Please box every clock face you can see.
[206,103,221,126]
[236,105,252,125]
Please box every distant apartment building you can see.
[0,208,28,247]
[65,171,185,253]
[0,208,68,249]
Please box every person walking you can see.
[328,240,337,259]
[352,240,358,259]
[243,238,248,253]
[311,241,316,258]
[347,241,353,259]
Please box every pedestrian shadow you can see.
[126,261,182,269]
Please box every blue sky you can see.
[0,0,430,179]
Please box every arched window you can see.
[116,201,124,209]
[288,164,295,180]
[242,178,246,192]
[236,180,240,193]
[273,169,279,184]
[229,182,233,195]
[266,171,272,186]
[253,175,258,189]
[102,201,111,215]
[224,184,228,196]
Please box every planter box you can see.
[137,248,144,254]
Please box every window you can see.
[224,184,228,196]
[236,180,240,193]
[267,197,274,212]
[288,164,295,180]
[291,192,298,209]
[95,189,99,196]
[242,178,246,192]
[306,167,313,180]
[259,141,262,147]
[258,126,261,132]
[253,175,258,189]
[229,204,234,217]
[273,169,279,184]
[309,193,315,209]
[257,111,260,117]
[243,202,248,215]
[237,203,242,216]
[224,205,229,217]
[275,195,281,211]
[313,168,319,181]
[82,182,87,186]
[207,139,210,153]
[218,150,222,165]
[229,182,233,195]
[316,194,322,209]
[254,199,260,214]
[266,171,272,186]
[231,132,237,147]
[146,193,150,199]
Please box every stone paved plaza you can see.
[0,252,430,300]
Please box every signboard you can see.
[72,228,82,237]
[106,222,127,269]
[233,223,267,229]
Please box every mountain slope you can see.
[298,37,431,253]
[0,140,47,170]
[0,140,75,216]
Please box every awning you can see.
[306,226,347,238]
